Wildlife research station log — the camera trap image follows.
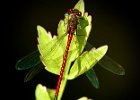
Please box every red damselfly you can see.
[55,8,82,99]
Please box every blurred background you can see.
[1,0,139,100]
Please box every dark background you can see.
[2,0,139,100]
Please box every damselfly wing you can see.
[16,42,125,87]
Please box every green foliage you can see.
[67,45,108,79]
[77,97,93,100]
[35,84,55,100]
[15,0,125,100]
[36,0,108,99]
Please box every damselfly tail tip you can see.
[54,95,58,100]
[117,65,125,75]
[120,69,125,75]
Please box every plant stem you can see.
[57,61,71,100]
[57,77,67,100]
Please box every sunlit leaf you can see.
[74,0,85,15]
[35,84,55,100]
[77,96,93,100]
[68,45,108,79]
[37,12,91,77]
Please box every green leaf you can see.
[35,84,51,100]
[67,45,108,80]
[57,19,68,37]
[35,84,55,100]
[37,24,68,75]
[74,0,85,15]
[37,13,91,76]
[37,25,53,44]
[77,97,93,100]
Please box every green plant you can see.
[16,0,125,100]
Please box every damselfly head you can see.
[66,8,82,17]
[77,12,82,16]
[67,8,74,14]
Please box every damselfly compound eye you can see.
[77,12,82,16]
[68,8,74,14]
